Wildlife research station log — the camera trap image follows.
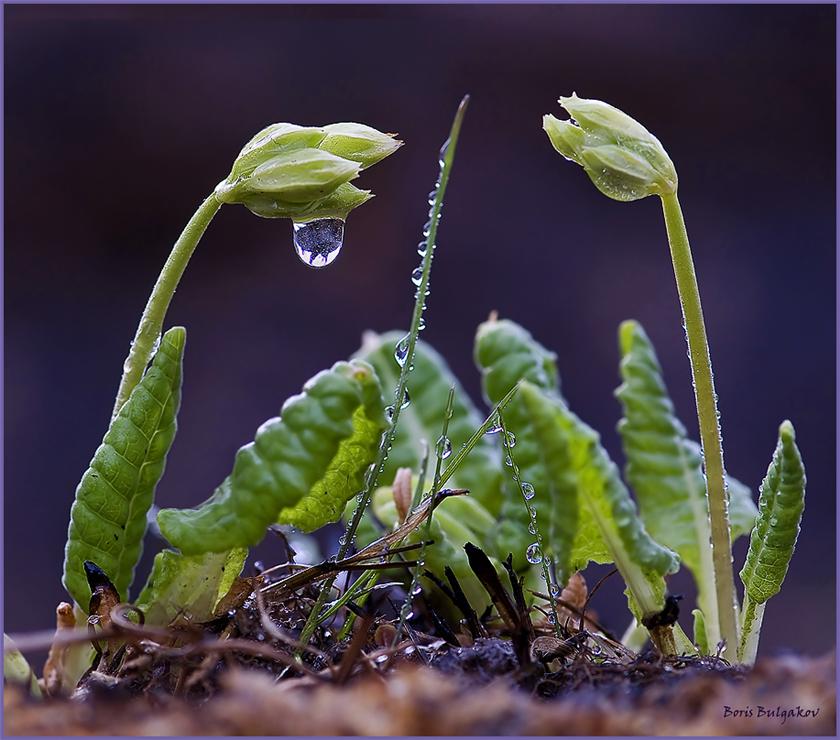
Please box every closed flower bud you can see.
[215,120,400,222]
[319,122,402,168]
[543,94,677,201]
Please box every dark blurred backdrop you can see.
[5,5,835,655]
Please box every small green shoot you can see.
[738,421,806,664]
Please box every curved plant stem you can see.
[112,193,222,418]
[660,192,737,657]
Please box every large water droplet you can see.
[550,583,561,598]
[411,267,424,286]
[394,335,410,367]
[521,482,535,501]
[526,543,543,564]
[528,522,537,535]
[293,218,345,268]
[485,422,503,436]
[401,389,411,409]
[506,431,517,448]
[417,240,428,257]
[437,435,452,459]
[385,405,395,421]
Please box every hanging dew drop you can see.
[526,543,542,564]
[550,583,561,598]
[506,431,516,448]
[401,389,411,409]
[485,422,502,436]
[528,522,537,535]
[385,405,395,421]
[521,482,535,500]
[394,335,410,367]
[292,218,345,268]
[411,267,424,286]
[417,240,428,257]
[437,435,452,459]
[504,455,513,467]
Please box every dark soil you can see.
[5,552,836,735]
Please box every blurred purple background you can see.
[5,5,835,655]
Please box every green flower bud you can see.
[543,94,677,201]
[215,120,400,223]
[319,122,403,168]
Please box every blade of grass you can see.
[297,97,470,649]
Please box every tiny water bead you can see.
[394,335,410,367]
[521,482,536,500]
[437,435,452,459]
[292,218,345,268]
[526,543,543,564]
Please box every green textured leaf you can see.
[474,318,569,572]
[63,327,186,608]
[615,320,758,644]
[474,318,678,620]
[355,331,504,514]
[740,421,805,605]
[135,548,247,626]
[158,360,387,554]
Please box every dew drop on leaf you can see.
[528,522,537,535]
[437,435,452,459]
[292,218,345,268]
[411,267,424,286]
[506,431,516,448]
[526,543,543,564]
[485,422,502,436]
[401,389,411,409]
[385,405,395,421]
[550,583,561,598]
[417,240,428,257]
[521,482,535,500]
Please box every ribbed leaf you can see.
[158,360,387,553]
[63,327,186,608]
[474,317,678,620]
[474,318,571,572]
[740,420,806,604]
[135,548,247,625]
[615,320,758,643]
[355,331,503,513]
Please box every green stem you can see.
[737,593,764,665]
[112,193,222,418]
[661,192,737,657]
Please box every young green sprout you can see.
[544,94,738,657]
[738,421,806,664]
[113,121,400,418]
